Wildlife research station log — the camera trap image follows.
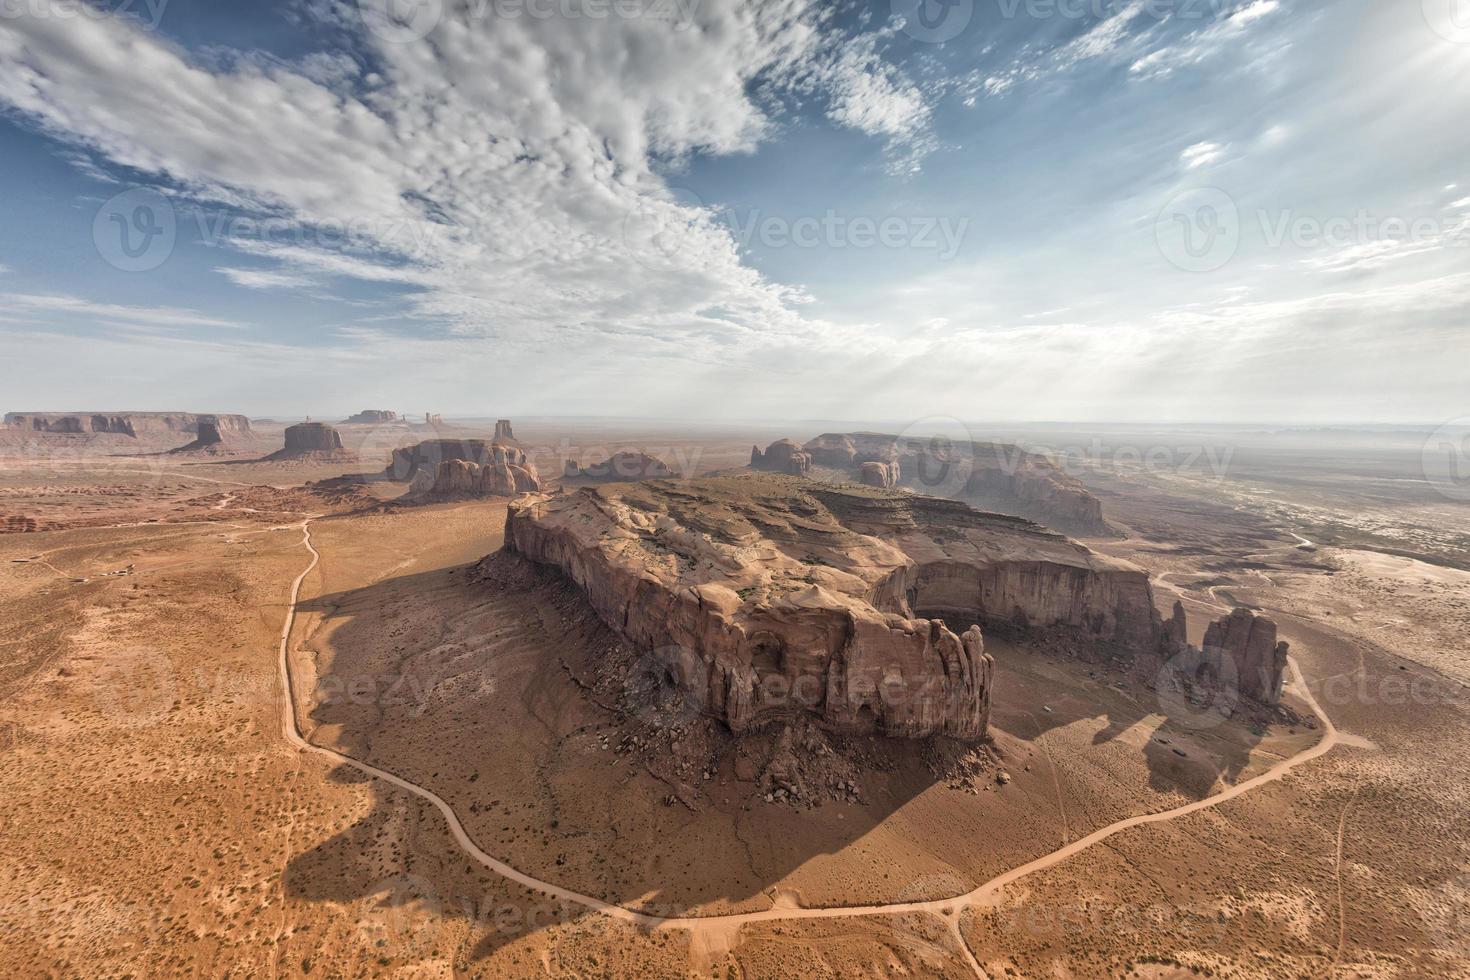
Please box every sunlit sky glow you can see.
[1,0,1467,423]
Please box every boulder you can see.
[504,474,1166,741]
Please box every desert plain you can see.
[2,415,1468,979]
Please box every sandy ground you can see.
[2,421,1469,977]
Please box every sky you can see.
[0,0,1467,423]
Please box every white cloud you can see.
[1180,141,1226,169]
[218,268,318,290]
[0,292,245,330]
[0,0,935,357]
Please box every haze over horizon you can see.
[2,0,1467,424]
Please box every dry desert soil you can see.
[2,419,1468,978]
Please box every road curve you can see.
[275,520,1340,977]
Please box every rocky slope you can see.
[504,473,1165,740]
[781,432,1110,535]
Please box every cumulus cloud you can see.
[0,0,937,357]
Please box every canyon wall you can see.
[5,412,252,440]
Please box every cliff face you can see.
[1203,607,1290,703]
[504,474,1161,741]
[284,422,344,453]
[796,432,1109,536]
[5,412,252,439]
[394,439,540,498]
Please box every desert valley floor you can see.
[2,419,1469,979]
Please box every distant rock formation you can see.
[565,452,676,482]
[343,410,398,424]
[169,416,227,454]
[262,422,353,461]
[5,412,252,440]
[493,419,516,443]
[505,474,1166,741]
[750,439,811,476]
[390,438,540,498]
[754,431,1109,535]
[1147,603,1288,705]
[858,460,899,488]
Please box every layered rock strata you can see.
[564,451,675,482]
[504,474,1165,740]
[343,410,398,424]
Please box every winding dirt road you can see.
[275,520,1342,978]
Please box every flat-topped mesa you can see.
[793,432,1109,535]
[751,438,811,476]
[493,419,516,443]
[262,422,353,460]
[504,473,1165,741]
[343,410,398,424]
[564,451,675,482]
[4,412,252,440]
[391,438,540,498]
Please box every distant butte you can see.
[752,432,1112,536]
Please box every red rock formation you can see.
[393,439,540,498]
[792,431,1109,535]
[1202,607,1289,704]
[343,410,398,424]
[750,438,812,476]
[504,474,1163,740]
[564,451,675,482]
[169,417,226,454]
[493,419,516,443]
[859,460,899,488]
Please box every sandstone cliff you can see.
[564,452,675,482]
[493,419,517,442]
[262,422,353,461]
[504,474,1163,741]
[793,432,1110,536]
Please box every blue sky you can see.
[1,0,1467,422]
